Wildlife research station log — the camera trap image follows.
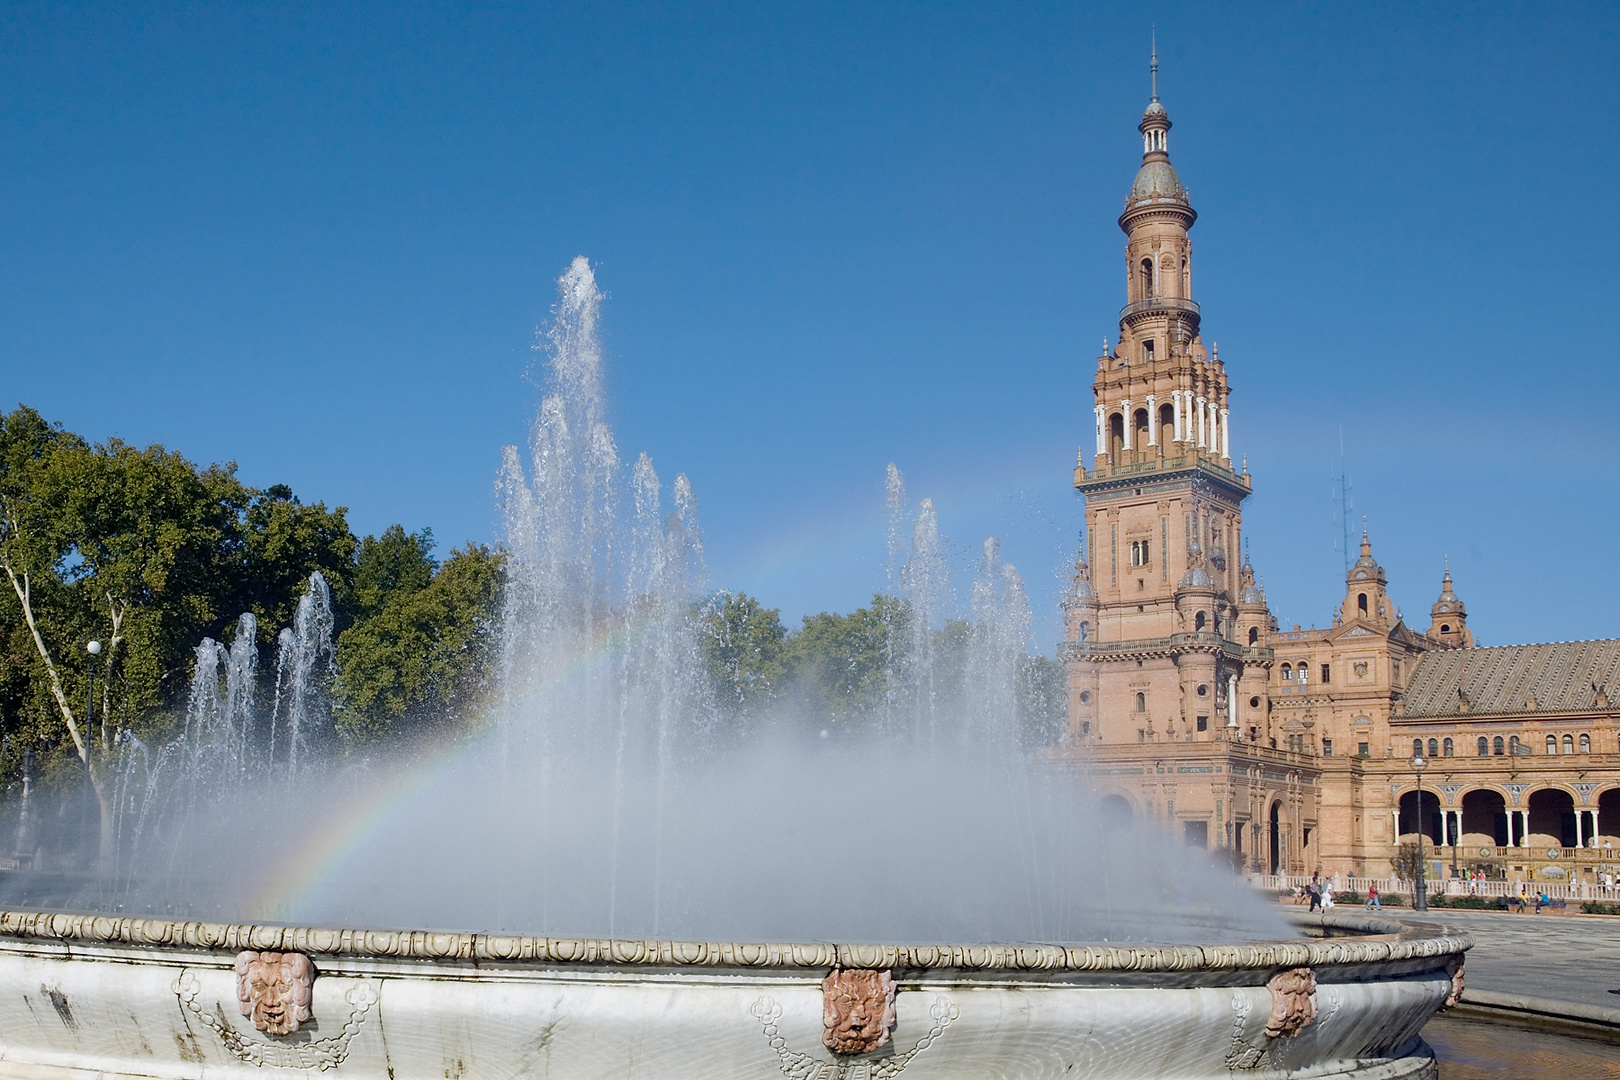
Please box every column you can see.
[1227,674,1238,728]
[1578,809,1587,848]
[1392,809,1401,842]
[1220,406,1231,459]
[1145,394,1158,447]
[1171,390,1183,441]
[1094,405,1105,457]
[1195,396,1207,447]
[1121,400,1132,451]
[1518,810,1529,847]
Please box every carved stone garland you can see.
[752,968,956,1080]
[1225,966,1317,1070]
[175,957,378,1072]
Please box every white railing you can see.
[1250,873,1620,904]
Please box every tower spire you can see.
[1150,28,1158,102]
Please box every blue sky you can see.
[3,2,1617,651]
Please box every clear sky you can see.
[4,2,1617,651]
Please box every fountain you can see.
[0,258,1466,1078]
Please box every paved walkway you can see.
[1393,908,1620,1011]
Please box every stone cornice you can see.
[0,910,1468,975]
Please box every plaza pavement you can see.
[1391,907,1620,1012]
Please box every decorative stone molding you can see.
[822,969,896,1055]
[1263,967,1317,1038]
[175,971,376,1071]
[1443,957,1465,1010]
[752,994,956,1080]
[235,950,314,1035]
[0,909,1468,975]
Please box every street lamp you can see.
[1411,754,1428,912]
[85,640,102,737]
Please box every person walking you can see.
[1307,881,1321,912]
[1365,884,1381,911]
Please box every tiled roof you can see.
[1401,640,1620,719]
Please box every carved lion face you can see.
[235,951,315,1036]
[821,968,896,1056]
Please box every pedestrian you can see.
[1365,884,1381,911]
[1517,886,1528,913]
[1322,885,1335,912]
[1307,882,1321,912]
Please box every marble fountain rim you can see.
[0,909,1470,974]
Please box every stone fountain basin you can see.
[0,909,1466,1080]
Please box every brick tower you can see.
[1061,52,1317,872]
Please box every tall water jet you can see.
[901,496,947,741]
[270,573,334,775]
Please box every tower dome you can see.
[1129,159,1187,204]
[1123,42,1192,216]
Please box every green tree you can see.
[699,592,787,722]
[785,594,910,727]
[232,487,358,640]
[1017,653,1069,747]
[0,408,256,858]
[332,543,504,743]
[1391,842,1425,887]
[352,525,436,621]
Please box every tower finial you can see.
[1150,27,1159,102]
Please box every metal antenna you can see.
[1331,427,1354,574]
[1150,27,1159,102]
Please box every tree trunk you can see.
[4,563,114,864]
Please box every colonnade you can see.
[1092,393,1231,459]
[1392,806,1602,849]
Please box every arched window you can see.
[1248,626,1259,645]
[1413,738,1423,758]
[1580,733,1591,753]
[1563,734,1575,755]
[1133,408,1150,447]
[1181,256,1189,296]
[1477,736,1489,756]
[1158,403,1174,447]
[1195,611,1206,631]
[1509,735,1521,755]
[1428,738,1439,758]
[1139,257,1154,299]
[1135,692,1146,713]
[1358,593,1368,615]
[1109,413,1125,460]
[1493,736,1505,756]
[1440,624,1451,634]
[1280,663,1291,681]
[1079,621,1090,642]
[1547,735,1558,755]
[1443,737,1453,757]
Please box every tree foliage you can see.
[785,594,910,727]
[333,542,504,743]
[699,592,788,723]
[0,406,501,816]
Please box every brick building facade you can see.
[1061,62,1620,886]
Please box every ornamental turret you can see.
[1087,42,1234,474]
[1427,562,1473,647]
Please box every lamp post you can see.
[85,640,102,743]
[1412,754,1428,912]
